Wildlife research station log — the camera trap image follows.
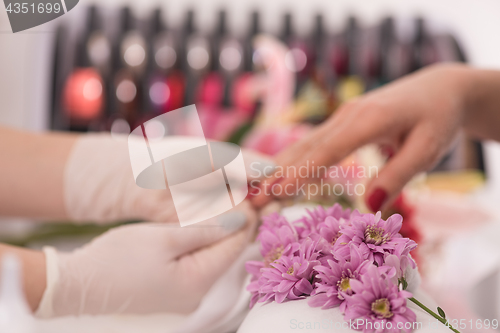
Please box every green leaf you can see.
[437,307,446,319]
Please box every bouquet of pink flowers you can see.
[246,204,459,333]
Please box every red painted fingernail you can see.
[381,146,395,159]
[246,183,260,199]
[367,188,387,212]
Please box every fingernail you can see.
[216,210,247,231]
[246,184,260,199]
[381,146,395,159]
[249,159,276,178]
[367,188,387,212]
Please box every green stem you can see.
[409,298,460,333]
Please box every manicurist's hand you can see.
[35,201,257,317]
[251,63,500,211]
[0,126,272,224]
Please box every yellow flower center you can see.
[287,266,294,275]
[371,298,393,318]
[364,226,388,245]
[265,245,284,266]
[331,232,342,245]
[338,277,351,292]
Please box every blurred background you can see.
[1,0,500,332]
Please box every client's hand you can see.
[251,64,472,211]
[35,201,257,317]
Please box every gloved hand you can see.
[64,134,274,224]
[35,201,257,317]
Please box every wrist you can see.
[64,134,132,223]
[424,63,476,129]
[458,66,500,140]
[0,244,46,312]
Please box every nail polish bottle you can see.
[448,34,467,63]
[217,10,244,109]
[106,6,142,136]
[225,11,263,144]
[136,8,185,130]
[85,5,111,76]
[183,10,211,106]
[356,17,385,90]
[62,5,106,132]
[385,17,412,83]
[410,17,438,72]
[150,9,185,113]
[244,11,260,74]
[120,8,147,76]
[135,8,165,127]
[301,13,335,124]
[367,16,411,90]
[280,12,312,96]
[336,16,365,103]
[232,11,260,114]
[345,16,360,77]
[314,14,340,119]
[197,10,240,140]
[311,14,326,76]
[330,18,349,79]
[50,25,66,130]
[318,17,336,121]
[380,17,396,81]
[197,10,228,108]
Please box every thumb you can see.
[175,218,254,293]
[365,126,441,212]
[166,202,256,258]
[241,149,276,182]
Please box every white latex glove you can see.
[35,201,257,317]
[64,134,274,224]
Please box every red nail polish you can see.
[246,185,260,199]
[381,146,395,159]
[367,188,387,212]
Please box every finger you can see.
[365,124,442,212]
[174,219,255,298]
[251,100,392,207]
[241,149,276,182]
[248,120,341,207]
[162,207,252,258]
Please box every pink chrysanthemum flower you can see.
[256,238,320,304]
[392,239,418,269]
[247,214,302,307]
[316,216,344,254]
[294,204,352,239]
[257,214,300,266]
[344,265,416,333]
[245,260,266,308]
[308,244,371,312]
[383,254,420,293]
[334,212,416,266]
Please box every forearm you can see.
[461,67,500,141]
[0,126,78,219]
[0,243,46,311]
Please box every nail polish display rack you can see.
[49,5,484,173]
